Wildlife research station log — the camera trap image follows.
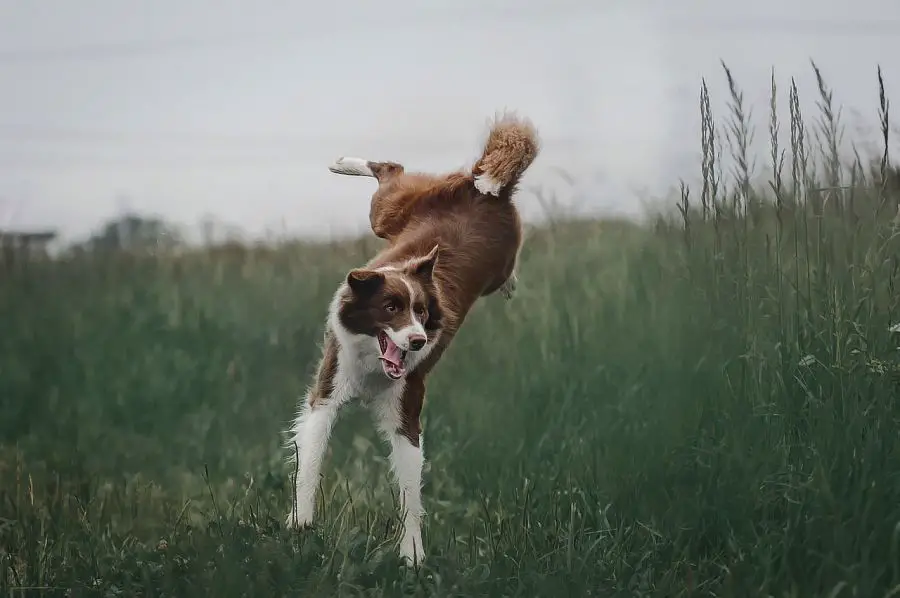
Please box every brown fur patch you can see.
[398,374,425,447]
[309,330,338,408]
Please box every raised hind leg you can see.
[328,157,404,180]
[328,157,413,240]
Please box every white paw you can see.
[500,273,517,300]
[284,508,313,530]
[399,531,425,567]
[328,156,374,177]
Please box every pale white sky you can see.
[1,0,898,244]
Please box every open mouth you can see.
[377,330,407,380]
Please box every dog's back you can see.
[331,113,540,324]
[369,173,521,317]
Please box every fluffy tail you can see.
[472,113,540,197]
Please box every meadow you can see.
[2,66,900,596]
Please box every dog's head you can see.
[337,246,443,380]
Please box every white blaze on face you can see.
[385,275,426,349]
[377,273,430,380]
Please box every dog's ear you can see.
[407,245,439,281]
[346,269,385,294]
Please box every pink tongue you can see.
[381,337,403,366]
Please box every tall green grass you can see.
[1,65,899,596]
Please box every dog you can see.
[285,113,539,566]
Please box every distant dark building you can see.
[1,229,57,266]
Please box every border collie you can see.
[285,113,540,565]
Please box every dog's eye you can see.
[385,302,398,313]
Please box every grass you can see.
[2,63,900,596]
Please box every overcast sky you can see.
[1,0,898,244]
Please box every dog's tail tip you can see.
[472,112,540,197]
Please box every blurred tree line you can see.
[72,213,184,254]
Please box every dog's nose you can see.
[408,335,427,351]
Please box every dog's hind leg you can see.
[328,158,410,240]
[329,157,404,180]
[499,271,517,300]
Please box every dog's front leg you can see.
[286,395,342,529]
[372,377,427,566]
[391,427,425,566]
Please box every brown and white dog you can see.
[285,113,539,565]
